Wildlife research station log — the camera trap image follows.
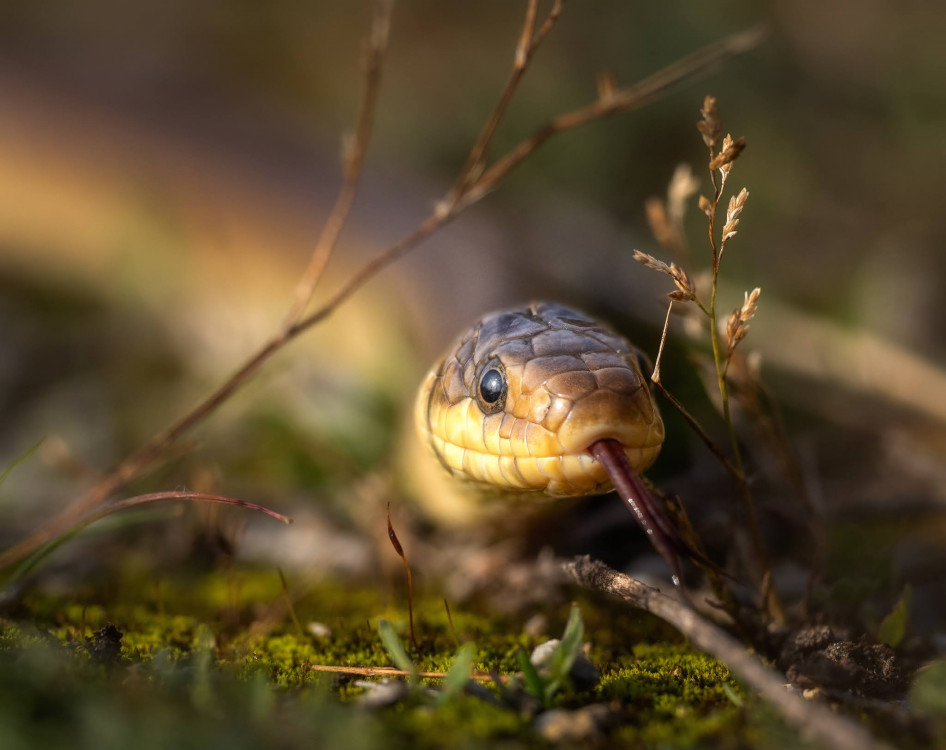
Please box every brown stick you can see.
[563,556,894,750]
[292,25,768,337]
[0,24,764,572]
[308,664,500,683]
[449,0,565,201]
[459,25,766,210]
[282,0,394,327]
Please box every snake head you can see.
[416,302,664,497]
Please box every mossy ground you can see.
[0,565,802,749]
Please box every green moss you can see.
[594,643,744,747]
[387,697,534,749]
[0,567,815,749]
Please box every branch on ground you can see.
[563,556,893,750]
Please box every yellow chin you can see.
[427,433,662,496]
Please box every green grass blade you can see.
[550,603,584,683]
[517,649,547,706]
[0,437,45,494]
[436,642,476,706]
[878,584,912,647]
[4,507,179,587]
[378,619,417,683]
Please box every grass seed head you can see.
[633,249,672,274]
[667,163,699,227]
[644,199,674,250]
[722,188,749,242]
[709,135,746,175]
[632,250,695,301]
[726,287,761,355]
[698,195,713,217]
[697,95,722,149]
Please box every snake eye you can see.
[476,365,507,414]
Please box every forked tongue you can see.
[590,439,685,587]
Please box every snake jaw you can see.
[555,389,664,465]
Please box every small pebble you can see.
[523,613,547,638]
[530,639,601,690]
[354,679,409,709]
[307,622,332,639]
[535,703,613,743]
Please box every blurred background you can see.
[1,0,945,627]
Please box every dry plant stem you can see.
[702,147,777,617]
[462,25,765,210]
[386,502,417,651]
[444,598,460,648]
[277,567,306,639]
[564,556,894,750]
[67,491,292,537]
[309,664,500,683]
[649,299,741,481]
[282,0,394,327]
[449,0,564,200]
[0,25,763,572]
[650,300,674,383]
[651,380,741,482]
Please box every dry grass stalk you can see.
[700,113,779,620]
[596,69,618,103]
[667,164,699,235]
[386,502,418,651]
[645,164,700,264]
[631,250,696,302]
[632,94,782,620]
[644,198,673,251]
[0,7,764,571]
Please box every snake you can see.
[415,301,692,583]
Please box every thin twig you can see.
[651,300,674,383]
[563,556,894,750]
[443,598,460,648]
[0,335,295,568]
[461,25,766,210]
[5,491,290,584]
[84,491,293,526]
[277,567,306,639]
[650,379,742,482]
[309,663,500,683]
[282,0,394,327]
[292,25,768,337]
[0,24,763,572]
[450,0,565,201]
